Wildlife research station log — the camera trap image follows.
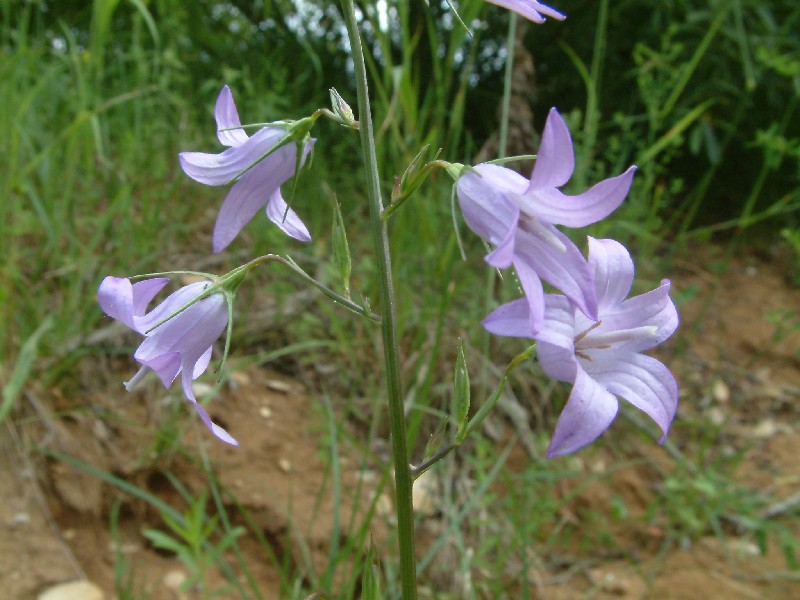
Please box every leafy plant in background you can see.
[143,490,245,598]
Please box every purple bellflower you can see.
[457,108,636,334]
[483,238,679,457]
[98,276,238,446]
[180,85,312,253]
[484,0,566,24]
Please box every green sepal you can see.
[331,195,352,297]
[382,145,442,220]
[422,415,449,464]
[453,340,471,444]
[360,539,383,600]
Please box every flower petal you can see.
[133,281,209,335]
[484,0,566,23]
[514,225,598,320]
[211,142,299,252]
[512,255,546,334]
[592,353,679,443]
[179,127,285,186]
[98,277,170,331]
[523,166,636,227]
[482,298,532,338]
[599,280,679,352]
[484,214,519,268]
[547,366,618,457]
[135,293,228,367]
[266,188,311,243]
[214,85,249,147]
[457,164,524,250]
[529,108,574,190]
[588,237,634,309]
[180,369,239,446]
[536,294,579,382]
[137,351,181,388]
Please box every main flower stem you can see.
[340,1,417,598]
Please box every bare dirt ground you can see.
[2,243,799,599]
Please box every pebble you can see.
[278,458,292,473]
[38,580,104,600]
[266,379,292,393]
[164,569,188,589]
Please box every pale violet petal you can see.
[484,214,519,268]
[98,277,135,329]
[192,346,213,379]
[137,351,181,388]
[514,225,598,320]
[513,256,546,334]
[599,280,678,352]
[179,127,285,186]
[483,0,566,23]
[523,166,635,227]
[135,293,228,364]
[588,238,634,309]
[214,85,249,147]
[547,367,618,458]
[130,278,171,317]
[133,281,209,334]
[179,370,239,446]
[211,142,298,252]
[535,294,579,382]
[265,188,311,243]
[482,298,532,338]
[457,164,525,247]
[593,353,679,443]
[529,108,574,190]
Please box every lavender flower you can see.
[484,0,566,23]
[483,238,678,457]
[180,85,312,253]
[457,108,636,333]
[98,276,237,445]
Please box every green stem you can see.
[340,1,418,598]
[498,12,517,159]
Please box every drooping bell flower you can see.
[457,108,636,334]
[180,85,312,253]
[98,276,237,445]
[483,238,679,457]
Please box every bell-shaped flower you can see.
[457,108,636,334]
[98,276,238,445]
[483,238,678,457]
[180,85,312,253]
[484,0,566,24]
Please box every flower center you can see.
[574,321,658,360]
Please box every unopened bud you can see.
[329,88,358,128]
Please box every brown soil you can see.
[2,243,799,599]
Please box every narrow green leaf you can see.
[360,540,382,600]
[331,195,352,296]
[453,340,470,444]
[1,316,53,424]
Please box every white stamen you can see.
[577,325,658,350]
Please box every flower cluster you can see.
[457,110,679,457]
[97,1,678,454]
